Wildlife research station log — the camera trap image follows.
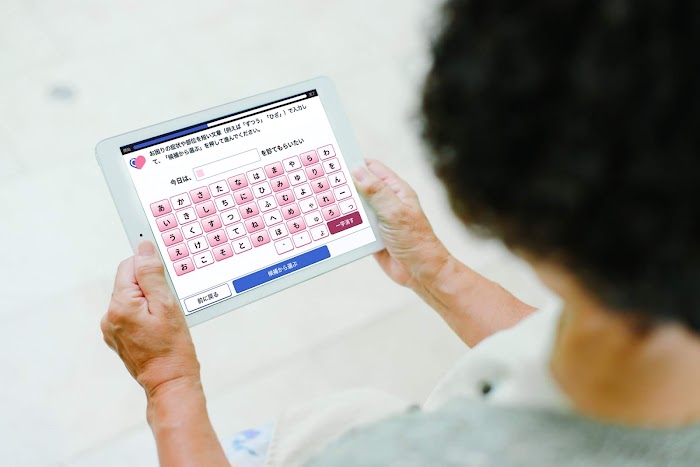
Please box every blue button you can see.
[232,245,331,294]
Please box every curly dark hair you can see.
[422,0,700,330]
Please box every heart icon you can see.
[131,155,146,169]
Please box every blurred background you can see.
[1,1,553,465]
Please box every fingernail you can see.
[352,167,367,182]
[138,241,156,256]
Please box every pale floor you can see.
[1,1,554,465]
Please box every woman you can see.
[102,1,700,465]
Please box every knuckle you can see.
[135,260,164,278]
[364,179,386,197]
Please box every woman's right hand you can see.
[351,159,450,289]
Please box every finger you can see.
[365,159,417,200]
[133,241,176,313]
[100,314,116,350]
[113,257,137,293]
[352,165,401,217]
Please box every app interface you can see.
[122,90,375,314]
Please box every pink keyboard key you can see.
[150,199,172,217]
[282,203,301,220]
[322,158,341,174]
[201,215,222,232]
[244,216,265,233]
[264,162,284,178]
[228,174,248,190]
[318,144,336,160]
[190,186,211,203]
[300,150,319,166]
[317,191,335,207]
[167,243,189,261]
[283,155,301,172]
[247,168,266,184]
[162,228,183,246]
[213,243,234,262]
[322,204,340,221]
[206,229,227,247]
[251,230,271,248]
[275,189,295,206]
[305,164,324,180]
[234,187,254,204]
[329,172,346,187]
[173,257,195,276]
[170,193,192,210]
[195,200,216,218]
[312,177,329,193]
[239,202,260,219]
[270,175,290,192]
[156,214,177,232]
[287,217,306,234]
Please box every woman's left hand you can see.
[101,241,200,398]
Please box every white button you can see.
[184,283,232,314]
[333,185,351,201]
[283,156,302,172]
[322,158,341,174]
[170,193,192,210]
[233,237,252,253]
[305,211,323,227]
[339,198,358,214]
[183,222,204,239]
[263,209,283,226]
[226,223,246,239]
[293,231,311,247]
[269,224,289,240]
[246,168,265,184]
[257,195,278,212]
[293,183,313,199]
[253,181,272,198]
[288,169,308,185]
[329,172,346,187]
[176,207,196,224]
[208,180,230,197]
[194,250,214,268]
[274,238,294,255]
[215,194,235,211]
[221,209,241,225]
[187,237,208,253]
[310,224,329,241]
[300,198,318,213]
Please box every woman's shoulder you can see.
[306,398,700,467]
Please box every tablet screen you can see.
[120,90,376,314]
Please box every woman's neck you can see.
[551,296,700,427]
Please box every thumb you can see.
[352,165,400,218]
[133,241,174,311]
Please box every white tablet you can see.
[96,77,384,326]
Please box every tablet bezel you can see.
[96,76,384,326]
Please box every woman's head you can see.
[422,0,700,330]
